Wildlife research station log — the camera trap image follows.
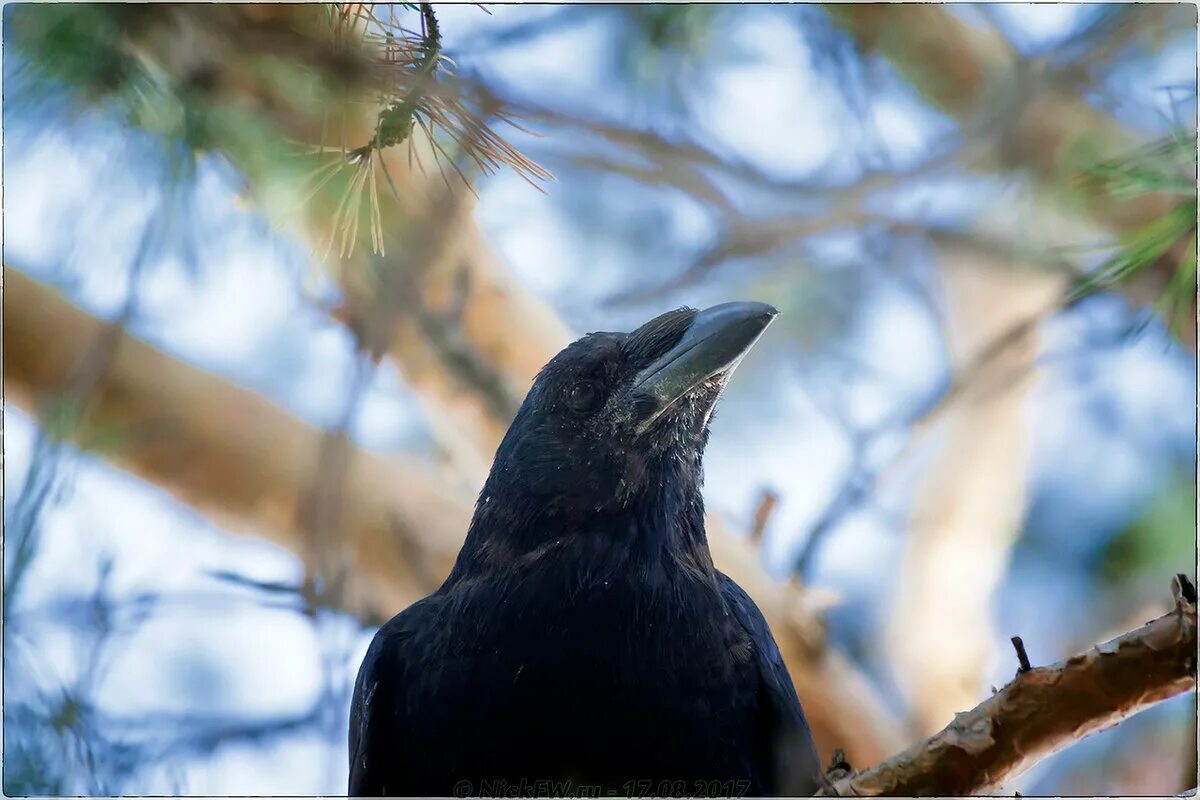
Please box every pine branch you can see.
[821,576,1197,796]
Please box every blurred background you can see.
[3,3,1197,795]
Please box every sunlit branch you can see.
[821,578,1197,796]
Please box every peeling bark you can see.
[825,589,1197,796]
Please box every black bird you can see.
[348,303,821,797]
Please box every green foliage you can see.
[632,5,720,52]
[6,4,145,104]
[1097,470,1197,585]
[1084,133,1197,200]
[9,8,307,216]
[1075,199,1196,290]
[1073,132,1198,339]
[10,4,368,254]
[359,2,440,152]
[613,5,723,108]
[8,3,546,261]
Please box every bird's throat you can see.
[450,462,712,587]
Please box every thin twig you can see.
[1010,635,1033,674]
[749,488,779,544]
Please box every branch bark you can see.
[824,585,1197,796]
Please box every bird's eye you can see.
[566,381,601,413]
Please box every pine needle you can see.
[306,2,550,257]
[368,152,384,256]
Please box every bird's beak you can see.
[630,301,778,434]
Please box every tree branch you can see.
[1044,5,1190,94]
[822,581,1197,796]
[4,265,909,768]
[827,4,1190,320]
[884,243,1067,735]
[3,267,468,621]
[9,5,913,761]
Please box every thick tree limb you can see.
[823,585,1197,796]
[9,5,913,764]
[3,267,466,619]
[3,266,908,767]
[886,243,1068,735]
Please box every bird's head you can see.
[473,302,777,529]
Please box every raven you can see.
[349,303,821,797]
